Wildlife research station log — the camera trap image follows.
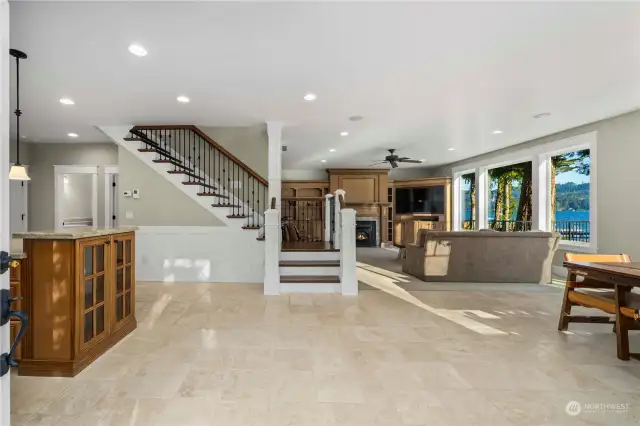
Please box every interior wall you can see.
[282,169,328,181]
[199,125,267,179]
[25,142,117,231]
[118,148,224,227]
[430,109,640,264]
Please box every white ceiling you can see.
[9,1,640,169]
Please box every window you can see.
[452,131,596,251]
[549,149,591,243]
[460,172,476,230]
[487,161,532,232]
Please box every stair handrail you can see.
[131,125,268,186]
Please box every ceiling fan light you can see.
[9,164,30,181]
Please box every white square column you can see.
[266,121,283,211]
[1,1,12,424]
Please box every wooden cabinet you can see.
[9,260,23,361]
[113,233,135,330]
[392,177,452,247]
[77,237,110,351]
[18,231,137,377]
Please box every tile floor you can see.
[10,251,640,425]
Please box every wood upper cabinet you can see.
[77,237,110,351]
[113,233,135,329]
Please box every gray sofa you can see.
[402,230,560,284]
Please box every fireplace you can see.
[356,220,377,247]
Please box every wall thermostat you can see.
[123,190,132,197]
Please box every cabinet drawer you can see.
[10,321,22,361]
[10,261,21,281]
[9,282,22,312]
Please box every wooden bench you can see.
[559,253,640,359]
[558,253,637,329]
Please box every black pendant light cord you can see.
[9,49,27,166]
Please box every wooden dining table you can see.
[563,260,640,360]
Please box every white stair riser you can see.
[280,251,340,261]
[279,266,340,276]
[280,283,342,293]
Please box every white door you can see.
[9,180,27,234]
[1,1,13,424]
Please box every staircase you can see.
[279,246,341,292]
[120,125,268,238]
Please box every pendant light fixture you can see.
[8,49,30,181]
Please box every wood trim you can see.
[283,180,330,185]
[392,177,452,188]
[131,125,268,186]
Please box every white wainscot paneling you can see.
[136,226,264,283]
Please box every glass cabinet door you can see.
[79,238,109,350]
[113,234,134,329]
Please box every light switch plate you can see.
[133,189,140,199]
[123,190,132,197]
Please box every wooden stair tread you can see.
[280,275,340,284]
[212,203,240,208]
[197,192,229,199]
[256,236,265,241]
[242,226,261,230]
[227,215,248,219]
[183,182,218,190]
[279,260,340,267]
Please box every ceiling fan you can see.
[368,149,423,168]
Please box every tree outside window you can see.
[460,172,476,230]
[487,161,532,232]
[550,150,590,242]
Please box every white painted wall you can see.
[1,1,11,423]
[136,226,264,283]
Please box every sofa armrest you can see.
[403,244,425,277]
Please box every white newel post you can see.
[264,209,280,295]
[333,189,345,249]
[324,194,333,242]
[1,1,11,424]
[340,209,358,296]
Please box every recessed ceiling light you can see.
[349,115,364,122]
[340,131,349,136]
[533,112,551,118]
[492,129,503,135]
[448,148,455,151]
[329,149,336,152]
[419,159,426,162]
[321,159,327,163]
[68,133,78,138]
[59,98,74,105]
[128,44,148,57]
[303,93,317,101]
[21,135,27,139]
[177,96,190,103]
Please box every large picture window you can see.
[487,161,532,232]
[550,149,591,242]
[453,131,596,251]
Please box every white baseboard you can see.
[135,226,263,283]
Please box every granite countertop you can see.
[13,227,137,240]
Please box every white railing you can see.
[340,208,357,295]
[263,208,280,295]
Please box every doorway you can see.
[54,165,98,229]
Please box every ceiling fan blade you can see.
[367,161,387,167]
[390,160,399,168]
[398,159,423,164]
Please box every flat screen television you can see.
[395,187,445,214]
